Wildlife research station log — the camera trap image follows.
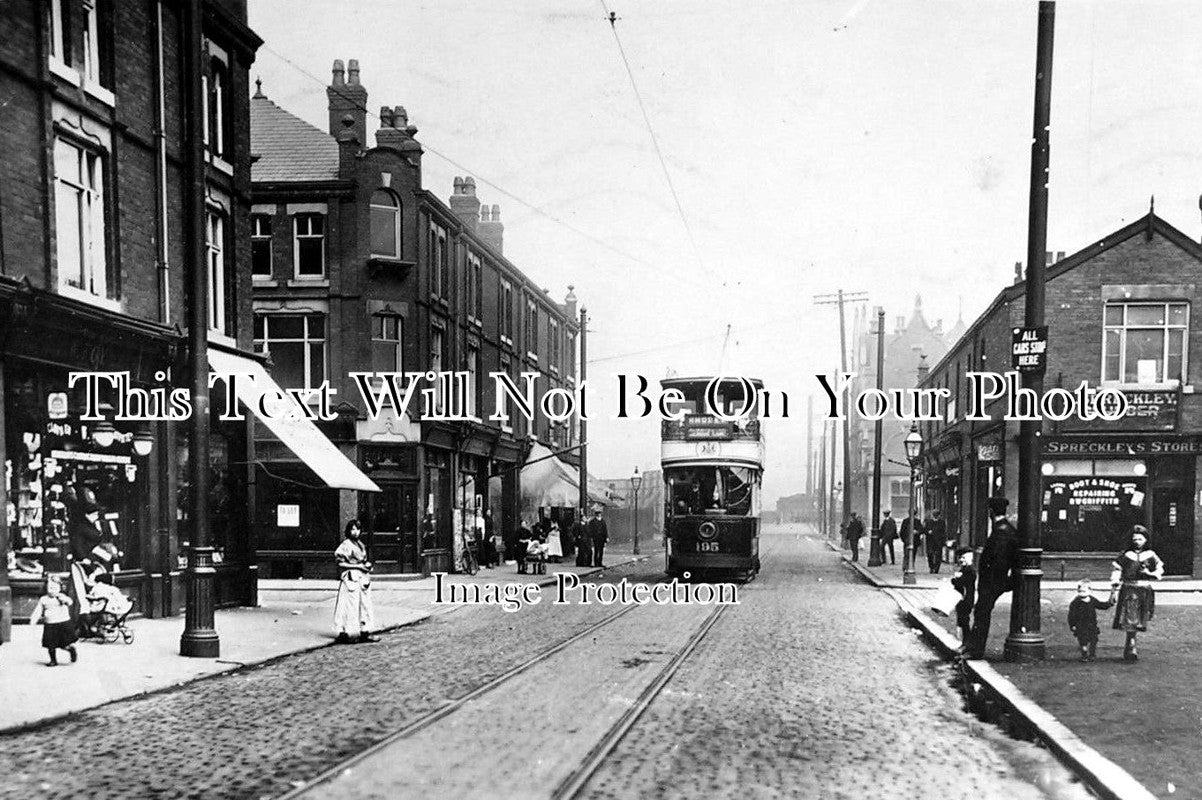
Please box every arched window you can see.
[370,189,401,259]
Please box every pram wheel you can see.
[103,625,120,644]
[121,628,134,644]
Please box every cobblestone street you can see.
[0,525,1096,799]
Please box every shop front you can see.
[1041,435,1198,577]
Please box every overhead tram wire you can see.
[596,2,714,284]
[256,42,685,280]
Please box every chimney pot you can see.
[491,204,501,222]
[454,177,464,192]
[379,106,393,127]
[1014,261,1024,283]
[348,59,360,85]
[394,106,408,128]
[332,59,345,86]
[1056,251,1065,262]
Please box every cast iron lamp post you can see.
[903,422,923,586]
[631,466,643,555]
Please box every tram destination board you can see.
[1011,326,1048,372]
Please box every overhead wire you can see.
[596,1,712,283]
[256,41,698,282]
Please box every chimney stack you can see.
[916,354,930,384]
[479,204,503,253]
[449,176,481,231]
[1014,261,1024,284]
[328,58,367,146]
[375,104,423,165]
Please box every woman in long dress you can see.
[333,520,378,644]
[1110,524,1164,661]
[546,521,564,562]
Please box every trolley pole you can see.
[1006,0,1055,662]
[867,308,887,567]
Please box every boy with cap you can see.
[1067,579,1115,662]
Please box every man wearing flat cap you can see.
[964,496,1019,659]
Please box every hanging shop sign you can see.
[976,442,1002,462]
[1011,326,1048,372]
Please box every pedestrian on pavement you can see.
[900,512,924,573]
[481,514,498,569]
[546,520,564,563]
[950,547,976,645]
[925,509,947,574]
[879,510,898,565]
[964,496,1018,659]
[572,511,592,567]
[588,508,609,567]
[845,512,865,562]
[515,520,533,574]
[1110,525,1164,662]
[333,520,378,644]
[30,576,77,666]
[1068,579,1114,662]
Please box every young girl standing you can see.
[31,576,78,666]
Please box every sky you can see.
[248,0,1202,506]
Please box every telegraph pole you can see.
[828,416,837,541]
[814,290,867,543]
[1005,1,1054,662]
[867,308,887,567]
[818,421,827,536]
[578,307,588,515]
[805,395,813,498]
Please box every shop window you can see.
[54,136,110,301]
[293,214,325,278]
[1102,301,1188,385]
[370,190,401,259]
[205,210,230,335]
[251,214,272,278]
[254,313,326,390]
[889,477,910,518]
[1042,459,1148,553]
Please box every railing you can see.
[661,418,761,441]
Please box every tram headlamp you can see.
[698,521,718,541]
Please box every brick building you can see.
[249,61,581,578]
[0,0,262,638]
[920,211,1202,577]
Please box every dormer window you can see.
[370,190,401,259]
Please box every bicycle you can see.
[458,530,479,575]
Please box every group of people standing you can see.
[945,497,1164,661]
[843,508,949,573]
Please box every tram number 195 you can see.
[697,541,720,552]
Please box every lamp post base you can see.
[1003,634,1046,662]
[180,546,220,658]
[867,533,883,567]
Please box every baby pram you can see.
[75,568,135,644]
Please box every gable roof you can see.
[250,94,340,183]
[921,212,1202,381]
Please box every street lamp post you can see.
[631,467,643,555]
[903,422,923,586]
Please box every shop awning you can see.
[208,348,380,492]
[488,443,608,512]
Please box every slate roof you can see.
[250,94,340,183]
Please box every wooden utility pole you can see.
[867,308,887,566]
[1006,1,1055,662]
[814,290,867,543]
[578,307,588,515]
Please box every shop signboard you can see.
[1011,326,1048,372]
[976,442,1002,462]
[277,504,300,527]
[1042,435,1202,456]
[1063,388,1179,432]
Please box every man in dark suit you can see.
[900,513,924,574]
[965,496,1019,659]
[925,509,948,574]
[845,511,865,562]
[587,508,609,567]
[879,510,898,565]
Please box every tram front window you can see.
[668,467,756,516]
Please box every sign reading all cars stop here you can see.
[1011,326,1048,372]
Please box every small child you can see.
[30,576,78,666]
[950,547,976,645]
[1067,579,1115,662]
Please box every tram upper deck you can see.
[659,376,765,471]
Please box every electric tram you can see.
[660,376,764,581]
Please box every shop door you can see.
[362,483,420,573]
[1151,485,1193,576]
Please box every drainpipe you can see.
[153,0,170,325]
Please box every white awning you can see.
[208,348,380,492]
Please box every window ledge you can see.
[207,330,237,348]
[367,257,414,279]
[1099,381,1180,391]
[49,58,81,86]
[57,284,121,313]
[287,278,330,288]
[83,80,115,107]
[252,276,277,286]
[209,155,234,176]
